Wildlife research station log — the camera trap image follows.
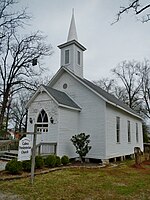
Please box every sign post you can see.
[30,124,38,184]
[18,124,41,184]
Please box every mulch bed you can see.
[0,167,63,181]
[0,161,105,181]
[0,160,150,181]
[131,160,150,170]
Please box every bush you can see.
[35,156,44,169]
[61,155,70,165]
[22,160,31,172]
[55,156,61,166]
[45,154,56,167]
[5,159,22,174]
[71,133,92,163]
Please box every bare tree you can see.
[112,60,142,109]
[114,86,129,103]
[9,91,29,132]
[94,60,150,119]
[93,77,132,105]
[137,59,150,118]
[113,0,150,24]
[0,0,30,44]
[93,78,115,93]
[0,31,53,130]
[0,1,53,131]
[8,74,53,132]
[0,0,30,131]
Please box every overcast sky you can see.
[19,0,150,81]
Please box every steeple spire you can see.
[58,10,86,78]
[67,9,78,42]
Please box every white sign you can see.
[18,137,32,161]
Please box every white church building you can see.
[26,12,143,162]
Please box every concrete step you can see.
[0,151,18,161]
[0,157,12,161]
[1,154,17,160]
[4,151,18,157]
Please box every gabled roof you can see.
[80,78,140,117]
[48,66,141,119]
[43,85,81,110]
[26,84,81,111]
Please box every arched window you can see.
[37,109,48,123]
[37,109,48,133]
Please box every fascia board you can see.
[59,104,81,111]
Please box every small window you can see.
[136,123,139,143]
[65,49,69,64]
[116,117,120,143]
[63,83,68,89]
[77,51,80,65]
[50,117,54,124]
[128,120,131,143]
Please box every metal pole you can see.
[31,124,37,184]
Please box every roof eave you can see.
[26,85,59,109]
[47,66,142,120]
[59,104,81,111]
[58,40,86,51]
[106,101,142,120]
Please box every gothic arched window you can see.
[37,109,48,133]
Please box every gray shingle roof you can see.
[80,78,140,117]
[48,66,141,118]
[43,85,81,110]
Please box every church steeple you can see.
[58,10,86,78]
[67,9,78,42]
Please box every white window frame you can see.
[77,50,80,65]
[127,120,131,143]
[65,49,69,64]
[116,116,120,143]
[136,123,139,143]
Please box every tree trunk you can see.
[24,109,28,132]
[0,104,6,130]
[0,92,9,131]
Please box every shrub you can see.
[22,160,31,172]
[55,156,61,166]
[71,133,92,163]
[35,156,44,169]
[5,159,22,174]
[45,154,56,167]
[61,155,70,165]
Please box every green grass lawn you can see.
[0,162,150,200]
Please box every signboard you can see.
[18,137,32,161]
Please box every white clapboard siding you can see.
[53,72,107,159]
[106,103,143,159]
[27,92,59,148]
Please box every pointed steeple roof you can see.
[67,9,78,42]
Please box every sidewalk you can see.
[0,150,18,171]
[0,161,7,171]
